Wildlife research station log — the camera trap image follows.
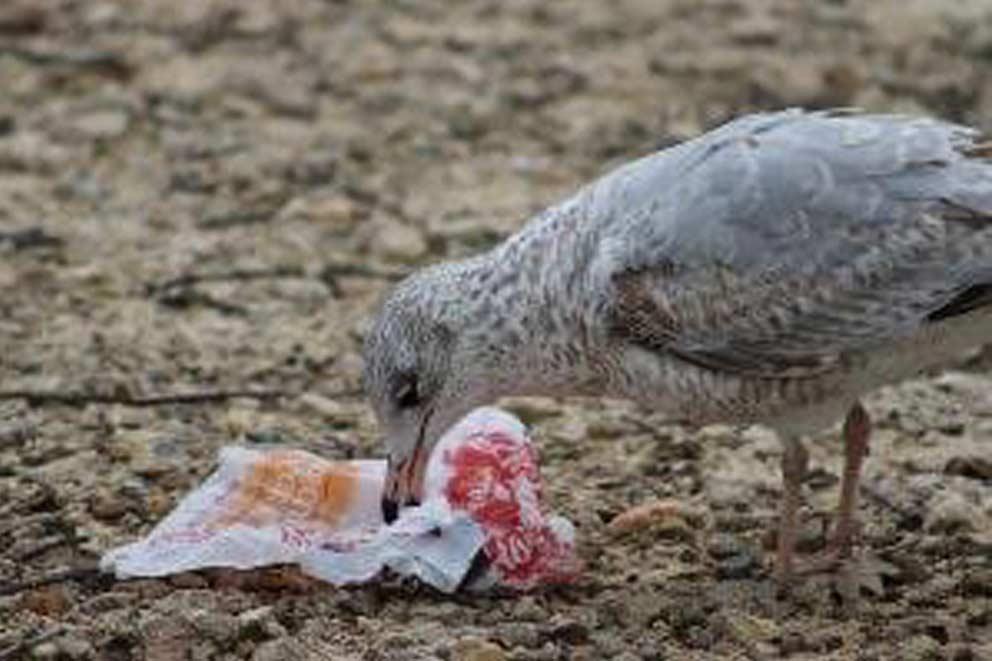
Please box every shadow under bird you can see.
[363,108,992,587]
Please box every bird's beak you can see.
[381,436,429,524]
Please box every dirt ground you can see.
[2,0,992,659]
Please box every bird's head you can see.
[363,262,498,522]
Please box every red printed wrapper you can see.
[427,412,581,590]
[101,408,580,592]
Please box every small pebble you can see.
[0,422,35,447]
[238,606,281,640]
[279,195,361,229]
[944,455,992,481]
[20,585,71,617]
[89,490,128,521]
[547,619,588,645]
[56,634,94,659]
[728,14,780,45]
[451,636,506,661]
[367,218,428,264]
[925,491,980,534]
[69,109,131,141]
[496,622,540,649]
[510,596,546,622]
[706,533,744,560]
[79,591,139,615]
[251,639,307,661]
[715,551,760,580]
[31,641,59,660]
[189,608,238,642]
[960,569,992,597]
[109,431,186,478]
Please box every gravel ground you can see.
[1,1,992,659]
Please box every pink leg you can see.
[775,438,809,584]
[797,401,872,576]
[826,402,871,557]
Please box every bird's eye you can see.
[394,375,420,409]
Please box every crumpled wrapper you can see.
[101,408,580,592]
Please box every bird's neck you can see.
[453,208,607,399]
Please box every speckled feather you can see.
[364,109,992,442]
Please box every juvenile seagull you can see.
[364,109,992,582]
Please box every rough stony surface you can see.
[1,1,991,659]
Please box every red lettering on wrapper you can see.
[442,432,580,588]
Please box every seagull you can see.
[363,109,992,585]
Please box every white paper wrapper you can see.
[101,407,580,592]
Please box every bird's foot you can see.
[772,515,897,604]
[788,548,899,605]
[828,549,897,595]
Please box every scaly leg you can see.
[800,401,872,574]
[797,402,894,600]
[775,404,883,597]
[775,437,809,584]
[828,402,871,556]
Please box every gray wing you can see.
[595,109,992,378]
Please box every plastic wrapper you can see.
[101,408,580,592]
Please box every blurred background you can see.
[2,1,991,659]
